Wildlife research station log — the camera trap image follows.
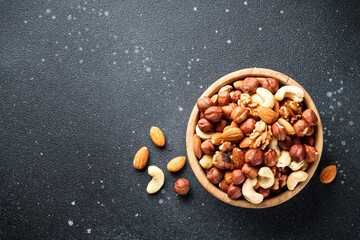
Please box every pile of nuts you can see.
[193,77,319,204]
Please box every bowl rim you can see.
[186,68,323,208]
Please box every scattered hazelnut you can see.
[222,104,236,119]
[245,149,264,166]
[304,145,318,163]
[302,109,318,126]
[302,136,315,146]
[240,118,256,136]
[232,148,245,169]
[261,78,279,94]
[219,141,234,153]
[204,106,223,123]
[231,106,249,124]
[231,169,245,185]
[257,187,270,198]
[264,149,278,167]
[242,163,259,178]
[289,144,306,162]
[214,119,227,132]
[278,136,293,150]
[219,180,229,192]
[199,112,205,119]
[224,171,233,185]
[241,77,259,94]
[230,90,242,102]
[201,140,215,155]
[174,178,190,195]
[218,91,231,106]
[227,184,242,199]
[197,118,214,133]
[207,167,224,184]
[272,122,287,141]
[292,135,302,145]
[197,97,214,112]
[293,119,311,137]
[213,151,235,170]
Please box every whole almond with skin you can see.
[278,118,296,135]
[167,156,186,172]
[320,165,337,184]
[233,80,243,90]
[258,106,278,124]
[150,126,165,147]
[133,147,149,170]
[193,134,202,159]
[211,133,224,145]
[239,137,251,148]
[222,128,244,142]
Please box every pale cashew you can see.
[276,150,291,167]
[199,155,214,169]
[219,85,233,92]
[278,118,296,135]
[258,167,275,189]
[256,88,275,109]
[243,178,264,204]
[287,171,308,190]
[289,160,309,171]
[250,93,264,105]
[196,125,214,140]
[268,136,281,157]
[275,86,304,102]
[146,166,165,194]
[300,161,310,171]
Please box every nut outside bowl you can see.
[186,68,323,208]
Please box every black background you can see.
[1,0,359,239]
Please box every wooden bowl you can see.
[186,68,323,208]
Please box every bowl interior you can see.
[186,68,323,208]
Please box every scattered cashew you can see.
[196,125,214,140]
[146,166,165,194]
[256,88,275,109]
[275,86,304,102]
[199,155,214,169]
[289,160,309,171]
[278,118,296,135]
[276,150,291,167]
[250,93,265,105]
[242,178,264,204]
[287,171,308,190]
[258,167,275,189]
[268,136,281,157]
[219,85,233,93]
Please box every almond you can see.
[320,165,337,184]
[211,94,218,105]
[193,134,202,159]
[222,127,244,142]
[239,137,251,148]
[230,121,240,128]
[211,133,224,145]
[278,118,296,135]
[233,80,243,90]
[167,156,186,172]
[150,126,165,147]
[133,147,149,170]
[258,106,278,124]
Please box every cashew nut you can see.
[300,161,310,171]
[268,136,281,157]
[258,167,275,189]
[275,86,304,102]
[196,125,214,140]
[256,88,275,109]
[250,93,265,105]
[276,150,291,167]
[243,178,264,204]
[289,160,309,171]
[199,155,214,169]
[219,85,233,93]
[146,166,165,194]
[287,171,308,190]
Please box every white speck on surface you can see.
[341,141,346,146]
[227,40,232,44]
[188,66,191,69]
[135,214,139,217]
[79,47,83,51]
[145,67,151,72]
[244,1,248,5]
[41,59,45,62]
[162,76,167,80]
[98,11,102,16]
[125,50,129,54]
[345,149,349,153]
[71,201,75,206]
[161,189,166,194]
[331,116,335,121]
[40,152,43,155]
[159,199,164,204]
[215,30,218,33]
[65,46,68,49]
[113,61,116,65]
[280,10,284,14]
[340,117,344,121]
[79,60,84,64]
[329,105,334,110]
[104,11,109,16]
[179,106,183,112]
[337,102,342,107]
[67,15,72,20]
[349,121,353,126]
[259,27,262,31]
[200,86,203,89]
[113,52,117,56]
[341,181,344,184]
[196,58,200,62]
[134,49,139,54]
[193,7,197,11]
[187,81,190,85]
[329,78,332,82]
[46,9,51,14]
[24,20,27,24]
[225,9,229,12]
[52,15,56,20]
[68,220,73,226]
[326,92,333,97]
[87,229,91,234]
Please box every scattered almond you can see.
[258,106,278,124]
[211,133,224,145]
[222,127,244,142]
[167,156,186,172]
[150,126,165,147]
[133,147,149,170]
[320,165,337,184]
[193,134,202,159]
[233,80,243,90]
[278,118,296,135]
[239,137,251,148]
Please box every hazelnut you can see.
[197,97,214,112]
[240,118,256,136]
[302,136,315,146]
[197,118,214,133]
[302,109,318,126]
[264,149,278,167]
[219,141,234,153]
[231,169,245,185]
[224,171,233,185]
[174,178,190,195]
[242,163,259,178]
[201,140,215,155]
[231,106,249,124]
[214,119,228,132]
[245,149,264,166]
[207,167,224,184]
[213,151,235,170]
[218,91,231,106]
[261,78,279,94]
[293,119,311,137]
[222,104,236,119]
[230,90,242,102]
[292,135,302,145]
[227,184,242,199]
[289,144,306,162]
[204,106,223,123]
[199,112,205,119]
[232,148,245,169]
[219,180,229,192]
[304,145,318,163]
[241,77,259,94]
[257,187,271,198]
[278,136,293,150]
[272,122,287,141]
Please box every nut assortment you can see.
[194,77,319,204]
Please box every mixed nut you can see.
[194,77,319,204]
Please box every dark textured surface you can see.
[1,0,359,239]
